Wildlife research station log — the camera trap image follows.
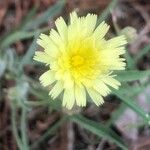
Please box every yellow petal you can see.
[93,21,110,40]
[84,14,97,36]
[106,35,127,48]
[49,29,63,46]
[55,17,68,41]
[39,70,55,87]
[70,11,78,24]
[75,84,86,106]
[63,72,74,89]
[93,80,111,96]
[101,76,121,89]
[63,88,75,109]
[37,34,59,57]
[33,51,52,64]
[49,81,64,99]
[87,88,104,106]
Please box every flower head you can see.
[34,12,127,109]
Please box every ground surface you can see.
[0,0,150,150]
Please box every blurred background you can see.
[0,0,150,150]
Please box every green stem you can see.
[11,103,23,150]
[23,100,49,107]
[21,106,29,150]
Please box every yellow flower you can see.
[34,12,127,109]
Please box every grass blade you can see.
[71,114,128,150]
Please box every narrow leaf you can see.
[124,50,135,69]
[134,45,150,62]
[30,87,61,110]
[115,70,150,82]
[21,7,37,29]
[97,0,118,24]
[23,0,65,30]
[19,32,40,70]
[107,82,150,126]
[71,115,128,150]
[1,28,48,49]
[112,89,150,124]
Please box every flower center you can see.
[71,55,84,67]
[56,38,103,83]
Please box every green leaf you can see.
[97,0,118,24]
[0,56,6,77]
[112,89,150,124]
[0,28,48,49]
[30,87,61,110]
[11,103,23,150]
[134,45,150,62]
[0,31,33,49]
[107,81,150,126]
[21,7,37,29]
[118,82,149,96]
[124,50,135,69]
[0,0,65,49]
[71,115,128,150]
[115,70,150,82]
[19,32,40,70]
[23,0,65,30]
[5,48,19,73]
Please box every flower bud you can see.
[120,26,137,43]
